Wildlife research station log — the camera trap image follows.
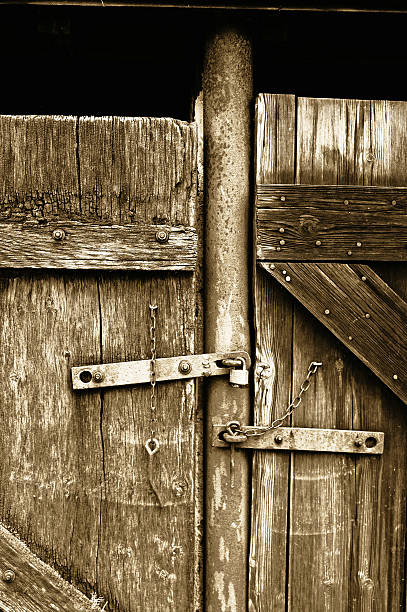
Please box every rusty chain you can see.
[227,361,322,440]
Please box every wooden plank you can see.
[0,524,102,612]
[249,93,295,611]
[261,261,407,405]
[78,117,200,611]
[0,222,197,270]
[256,184,407,261]
[290,97,407,611]
[0,115,201,611]
[213,426,385,454]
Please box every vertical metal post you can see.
[203,25,253,611]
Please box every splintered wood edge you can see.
[260,261,407,406]
[0,523,103,611]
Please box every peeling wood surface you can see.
[0,115,201,611]
[252,94,407,611]
[256,184,407,261]
[261,261,407,405]
[0,222,197,270]
[0,524,102,612]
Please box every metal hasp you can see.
[212,425,385,454]
[71,350,250,390]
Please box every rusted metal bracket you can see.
[72,350,250,390]
[212,424,384,454]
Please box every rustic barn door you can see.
[0,115,201,611]
[251,94,407,610]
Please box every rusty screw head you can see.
[52,229,66,241]
[155,230,169,244]
[2,569,15,583]
[354,438,363,448]
[274,435,283,444]
[178,360,192,375]
[93,371,104,383]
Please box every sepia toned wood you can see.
[249,93,295,611]
[288,97,407,611]
[0,222,197,270]
[256,184,407,261]
[0,115,200,611]
[0,524,102,612]
[261,261,407,405]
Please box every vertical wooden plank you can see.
[78,117,199,611]
[249,93,295,611]
[290,97,407,611]
[0,116,104,596]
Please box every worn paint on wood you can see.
[0,222,197,270]
[0,524,102,612]
[261,261,407,405]
[0,115,200,611]
[256,184,407,261]
[252,95,407,611]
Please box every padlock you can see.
[229,358,249,388]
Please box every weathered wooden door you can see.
[251,94,407,610]
[0,115,201,611]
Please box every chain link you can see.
[149,304,158,441]
[246,361,323,438]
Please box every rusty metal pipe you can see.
[203,25,253,612]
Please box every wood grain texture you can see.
[0,222,197,270]
[0,524,102,612]
[249,93,295,611]
[261,261,407,405]
[0,115,200,611]
[290,97,407,611]
[257,184,407,261]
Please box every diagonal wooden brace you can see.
[260,261,407,405]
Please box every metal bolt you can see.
[392,200,397,206]
[315,240,322,246]
[282,270,287,275]
[93,371,104,383]
[280,196,286,202]
[344,199,349,205]
[356,242,362,247]
[270,264,275,269]
[324,309,330,315]
[2,570,15,583]
[354,438,363,448]
[202,360,210,369]
[285,276,291,282]
[348,336,353,341]
[365,313,371,319]
[274,435,283,444]
[361,276,367,282]
[393,374,398,380]
[279,240,286,246]
[276,247,281,252]
[52,229,65,241]
[279,227,285,233]
[155,229,169,244]
[178,360,192,375]
[347,250,353,256]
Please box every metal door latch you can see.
[213,421,384,455]
[71,350,250,390]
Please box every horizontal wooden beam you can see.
[260,261,407,405]
[257,184,407,261]
[0,222,197,270]
[0,523,102,611]
[212,425,384,454]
